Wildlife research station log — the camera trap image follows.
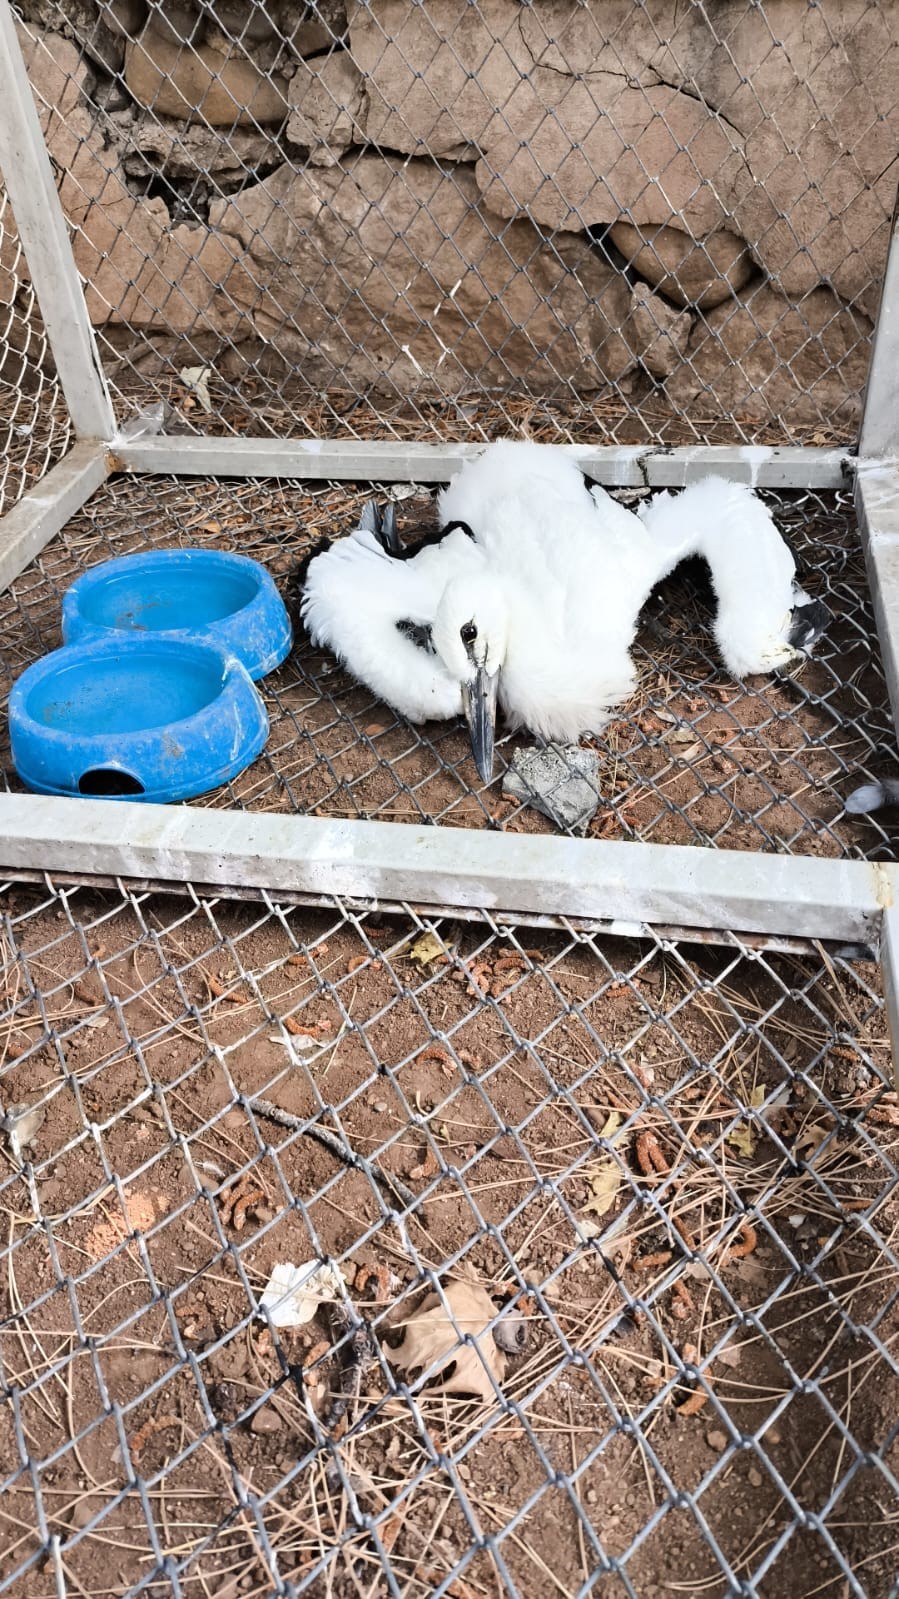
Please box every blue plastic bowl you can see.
[61,549,292,681]
[9,636,269,802]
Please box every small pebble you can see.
[748,1468,763,1487]
[586,1488,598,1506]
[373,1101,388,1114]
[250,1404,282,1435]
[706,1429,728,1452]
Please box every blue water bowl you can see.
[61,549,292,681]
[9,637,269,803]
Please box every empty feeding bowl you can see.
[61,549,292,681]
[9,637,269,803]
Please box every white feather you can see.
[639,476,801,676]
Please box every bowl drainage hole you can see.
[78,768,145,796]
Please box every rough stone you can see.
[286,52,364,164]
[517,0,679,82]
[627,282,692,379]
[18,23,253,332]
[652,0,898,317]
[665,285,871,432]
[211,0,281,43]
[280,0,347,55]
[210,157,634,396]
[610,222,754,311]
[16,0,145,73]
[124,19,289,124]
[138,2,202,45]
[349,0,529,155]
[731,121,894,319]
[249,1403,282,1434]
[477,81,749,236]
[503,744,602,834]
[120,115,283,183]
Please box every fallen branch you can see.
[252,1096,415,1208]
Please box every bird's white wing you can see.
[639,477,801,675]
[300,529,464,722]
[439,442,593,530]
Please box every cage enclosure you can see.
[1,4,899,1596]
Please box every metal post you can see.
[0,0,116,441]
[860,187,899,460]
[0,794,889,946]
[0,440,109,592]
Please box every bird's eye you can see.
[460,622,477,646]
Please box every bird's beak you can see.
[461,667,499,783]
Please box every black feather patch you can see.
[396,618,435,653]
[291,540,332,607]
[378,502,402,555]
[786,597,830,654]
[384,518,476,561]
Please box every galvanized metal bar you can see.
[0,795,889,944]
[880,903,899,1092]
[859,188,899,461]
[0,0,116,440]
[853,461,899,734]
[0,441,109,592]
[111,437,851,490]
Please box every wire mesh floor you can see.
[0,472,895,861]
[1,879,897,1597]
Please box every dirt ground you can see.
[1,880,898,1597]
[0,471,896,863]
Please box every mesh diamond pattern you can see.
[6,0,893,449]
[0,473,895,862]
[1,878,897,1597]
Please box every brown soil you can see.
[1,880,898,1597]
[0,475,895,861]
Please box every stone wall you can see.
[9,0,897,430]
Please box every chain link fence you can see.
[4,0,893,454]
[2,6,899,1596]
[1,472,896,862]
[0,179,71,517]
[1,877,898,1597]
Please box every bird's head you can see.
[432,574,507,783]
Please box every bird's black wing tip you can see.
[787,596,831,654]
[379,502,402,555]
[289,534,334,621]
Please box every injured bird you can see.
[295,443,830,784]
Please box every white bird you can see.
[297,445,828,780]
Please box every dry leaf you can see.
[580,1111,623,1220]
[363,723,387,737]
[410,1145,439,1182]
[408,932,446,967]
[726,1086,765,1158]
[387,1278,506,1402]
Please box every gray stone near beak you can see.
[502,743,602,834]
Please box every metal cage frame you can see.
[2,0,899,1058]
